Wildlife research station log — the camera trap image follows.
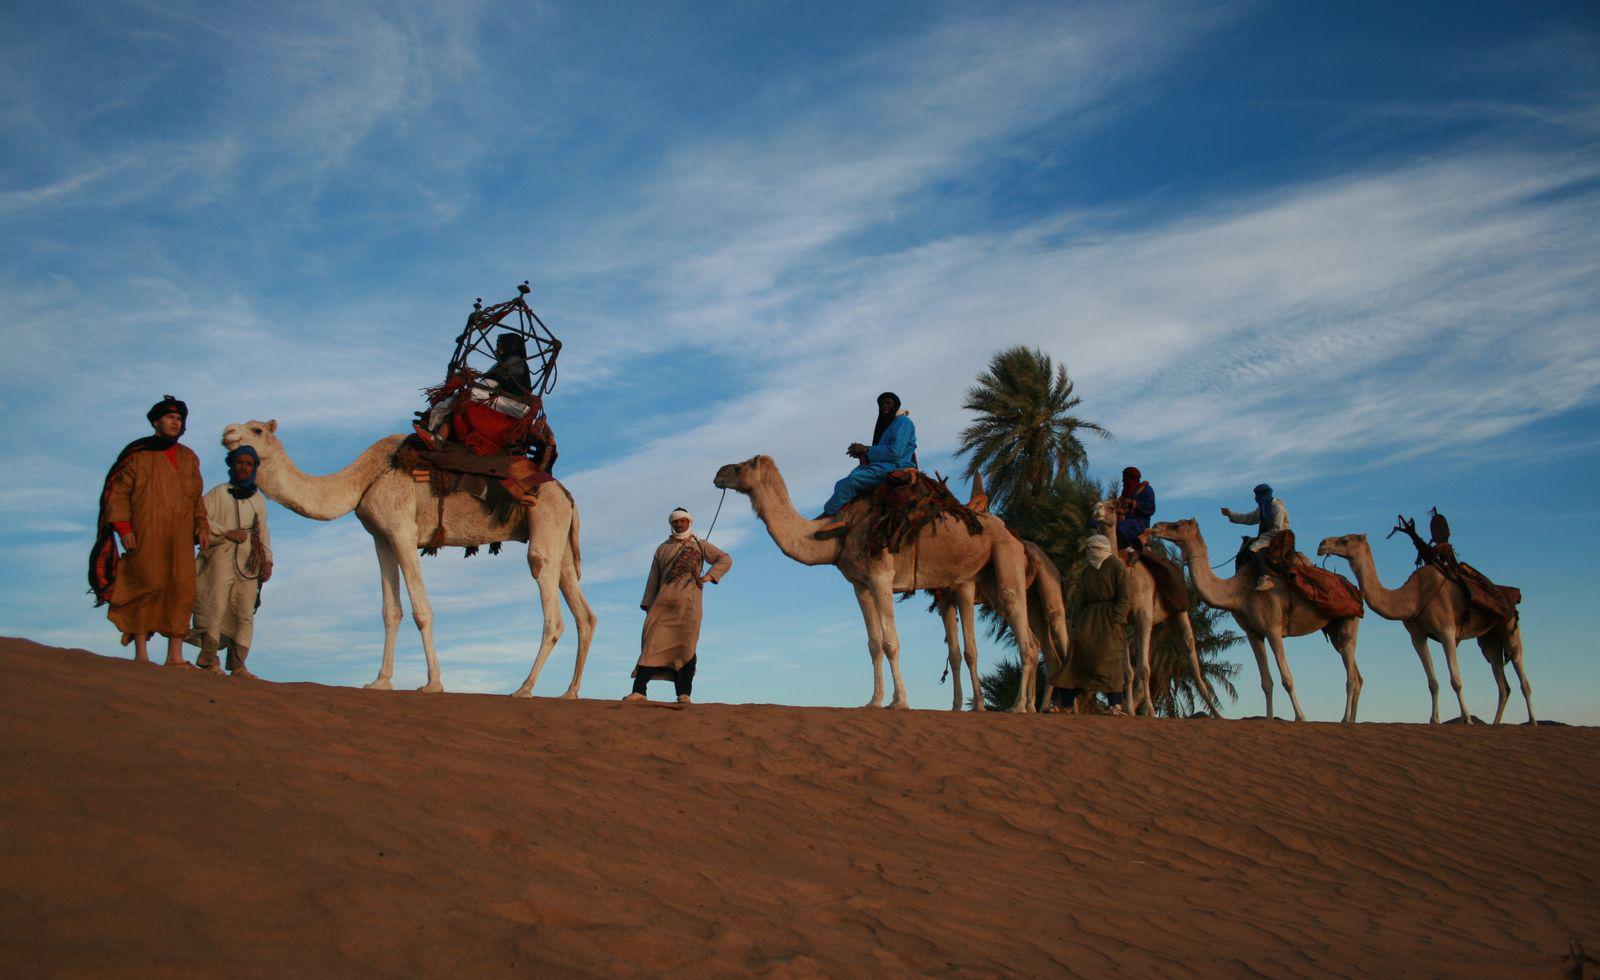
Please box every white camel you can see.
[222,420,595,696]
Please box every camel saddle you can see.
[395,435,554,500]
[1448,562,1520,627]
[854,469,984,555]
[1239,530,1365,619]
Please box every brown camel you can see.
[712,456,1038,710]
[1151,518,1363,723]
[222,420,596,696]
[1091,500,1220,718]
[1317,533,1533,725]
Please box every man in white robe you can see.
[192,446,273,677]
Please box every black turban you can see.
[146,395,189,433]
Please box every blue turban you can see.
[226,445,260,498]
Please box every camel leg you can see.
[1129,609,1154,716]
[1332,621,1361,724]
[957,585,984,712]
[1477,633,1511,726]
[364,535,403,691]
[1265,633,1306,722]
[1505,624,1535,724]
[554,552,596,700]
[1404,626,1441,724]
[868,578,911,709]
[391,539,443,693]
[936,596,963,711]
[991,580,1036,715]
[1439,632,1473,724]
[852,583,888,708]
[1031,590,1063,715]
[511,540,567,699]
[1173,611,1222,717]
[1244,631,1274,720]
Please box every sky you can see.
[1,0,1597,723]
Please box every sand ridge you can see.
[0,636,1596,976]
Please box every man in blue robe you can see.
[816,392,917,536]
[1115,466,1155,552]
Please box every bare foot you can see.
[198,663,224,675]
[623,692,647,703]
[230,668,258,680]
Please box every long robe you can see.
[191,484,273,650]
[104,445,209,640]
[635,536,732,676]
[1052,557,1133,692]
[823,412,918,515]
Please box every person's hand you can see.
[226,529,249,543]
[119,531,137,552]
[260,561,273,583]
[847,442,868,460]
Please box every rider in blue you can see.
[816,392,916,536]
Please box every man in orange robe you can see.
[89,396,211,666]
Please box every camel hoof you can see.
[363,679,394,691]
[417,681,445,693]
[886,700,910,710]
[509,687,534,699]
[558,689,580,701]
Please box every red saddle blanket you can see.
[1452,562,1520,626]
[853,470,984,555]
[1259,531,1365,619]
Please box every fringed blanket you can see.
[1239,531,1365,620]
[858,470,984,555]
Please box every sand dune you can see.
[1,636,1596,976]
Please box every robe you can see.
[1226,498,1291,552]
[635,536,732,675]
[1052,557,1132,692]
[192,484,273,650]
[103,445,209,640]
[823,412,918,515]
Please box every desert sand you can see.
[1,636,1596,976]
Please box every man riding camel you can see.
[815,392,917,538]
[1222,483,1290,591]
[1115,466,1155,553]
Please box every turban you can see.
[1084,534,1113,569]
[146,395,188,434]
[668,507,693,540]
[873,392,903,445]
[225,445,260,498]
[1121,466,1142,496]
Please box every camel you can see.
[1150,518,1363,722]
[712,455,1039,710]
[930,539,1072,712]
[1090,500,1221,718]
[221,420,596,696]
[1317,533,1533,725]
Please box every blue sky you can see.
[2,0,1597,722]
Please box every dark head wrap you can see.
[146,395,188,435]
[226,445,260,499]
[872,391,902,445]
[1253,483,1273,517]
[1121,466,1143,497]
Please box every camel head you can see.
[222,419,282,461]
[1316,532,1366,560]
[1149,518,1199,551]
[1090,498,1118,530]
[713,455,775,495]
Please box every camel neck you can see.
[1179,532,1249,612]
[1346,541,1424,621]
[258,436,402,521]
[747,467,843,566]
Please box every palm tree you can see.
[957,346,1108,511]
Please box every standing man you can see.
[1115,466,1156,552]
[627,508,732,705]
[1222,483,1291,591]
[1048,534,1132,714]
[816,391,917,537]
[191,446,274,679]
[88,396,210,666]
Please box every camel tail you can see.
[561,483,582,579]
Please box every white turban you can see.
[1084,534,1113,569]
[669,508,693,540]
